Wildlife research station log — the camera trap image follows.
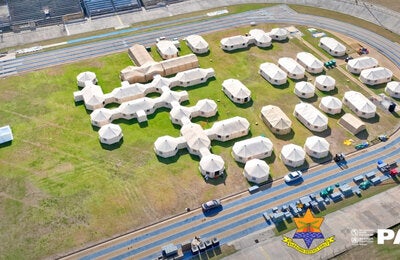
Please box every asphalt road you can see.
[1,5,400,77]
[61,130,400,260]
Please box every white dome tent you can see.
[280,144,306,167]
[77,71,97,88]
[296,52,324,74]
[319,37,346,56]
[154,136,179,158]
[278,57,305,80]
[304,136,330,159]
[98,124,123,145]
[294,81,315,98]
[259,62,287,85]
[222,79,251,104]
[315,75,336,91]
[185,34,209,54]
[232,136,273,163]
[385,81,400,98]
[199,154,225,178]
[269,28,288,41]
[244,159,270,184]
[319,96,343,115]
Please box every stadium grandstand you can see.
[82,0,141,17]
[141,0,185,9]
[5,0,83,31]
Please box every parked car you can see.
[201,199,221,211]
[284,171,303,183]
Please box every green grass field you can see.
[0,24,399,259]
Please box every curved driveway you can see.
[1,5,400,76]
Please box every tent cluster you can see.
[121,44,199,83]
[220,27,288,51]
[155,117,250,179]
[75,68,215,145]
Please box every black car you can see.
[201,199,221,211]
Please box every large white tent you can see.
[220,35,249,51]
[98,124,123,145]
[259,62,287,85]
[185,34,209,54]
[343,91,376,118]
[280,144,306,167]
[232,136,273,163]
[154,136,179,158]
[319,96,343,115]
[347,56,378,74]
[156,40,179,60]
[319,37,346,56]
[249,29,272,48]
[315,75,336,91]
[294,81,315,98]
[261,105,292,135]
[0,125,13,144]
[199,154,225,178]
[304,136,330,159]
[296,52,324,74]
[243,159,270,184]
[269,28,288,41]
[222,79,251,104]
[360,67,393,86]
[278,57,305,79]
[385,81,400,98]
[294,103,328,132]
[208,116,250,142]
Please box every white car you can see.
[284,171,303,183]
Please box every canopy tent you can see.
[199,154,225,178]
[280,144,306,167]
[294,81,315,98]
[319,96,342,115]
[304,136,330,158]
[315,75,335,91]
[294,103,328,132]
[278,57,305,79]
[319,37,346,56]
[338,113,366,135]
[346,56,378,74]
[343,91,376,118]
[296,52,324,73]
[360,67,393,86]
[77,71,97,88]
[269,28,288,41]
[154,136,179,158]
[244,159,270,184]
[261,105,292,135]
[185,34,209,54]
[259,62,287,85]
[0,125,13,144]
[222,78,251,104]
[98,124,123,145]
[385,81,400,98]
[232,136,273,163]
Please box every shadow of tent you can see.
[355,129,369,140]
[100,138,124,150]
[308,152,333,164]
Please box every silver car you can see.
[284,171,303,183]
[201,199,221,211]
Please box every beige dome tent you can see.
[199,154,225,178]
[280,144,306,167]
[304,136,330,159]
[385,81,400,98]
[315,75,335,91]
[77,71,97,88]
[98,124,123,145]
[319,96,342,115]
[244,159,270,184]
[294,81,315,98]
[261,105,292,135]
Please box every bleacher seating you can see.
[84,0,141,16]
[8,0,82,25]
